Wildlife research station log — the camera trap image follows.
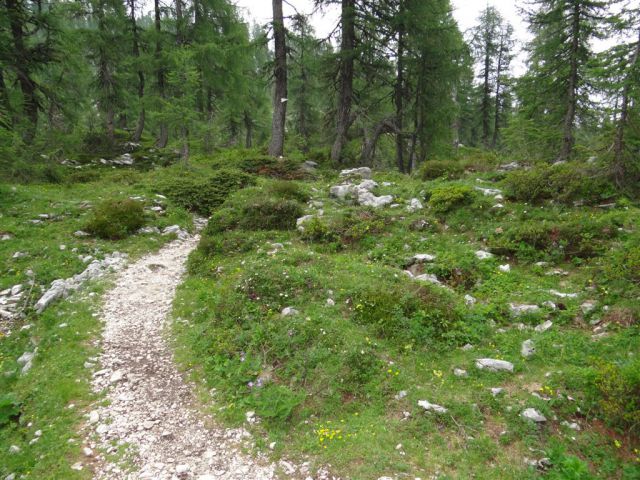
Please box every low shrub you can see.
[85,198,145,239]
[204,186,306,235]
[159,168,255,215]
[351,281,472,345]
[299,217,338,243]
[418,159,464,180]
[503,162,615,204]
[239,198,304,231]
[198,231,262,258]
[593,359,640,434]
[210,148,303,179]
[427,185,474,213]
[0,393,21,427]
[265,180,309,203]
[603,237,640,285]
[489,214,620,260]
[300,209,388,247]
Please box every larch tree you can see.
[330,0,356,162]
[1,0,57,141]
[470,6,502,148]
[491,22,515,148]
[521,0,608,162]
[268,0,287,157]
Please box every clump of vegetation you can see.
[503,163,614,204]
[427,184,474,213]
[418,159,464,180]
[299,209,388,248]
[265,180,310,203]
[489,213,620,260]
[593,360,640,434]
[299,217,338,243]
[351,282,473,345]
[239,198,304,230]
[159,168,255,215]
[201,183,307,246]
[210,149,303,179]
[603,237,640,285]
[85,199,145,239]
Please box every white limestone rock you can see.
[475,358,514,373]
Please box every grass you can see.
[1,151,639,479]
[171,164,640,479]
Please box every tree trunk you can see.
[244,110,253,148]
[361,118,396,165]
[154,0,168,148]
[175,0,184,46]
[106,108,115,139]
[129,0,145,142]
[95,0,115,142]
[558,2,580,162]
[180,127,189,163]
[395,10,405,173]
[613,25,640,186]
[481,36,491,148]
[491,33,505,149]
[268,0,287,157]
[331,0,355,163]
[6,0,38,141]
[0,67,13,128]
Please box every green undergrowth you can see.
[173,161,640,479]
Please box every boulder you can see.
[357,191,393,208]
[498,162,520,171]
[406,198,423,213]
[329,184,355,199]
[521,339,535,358]
[410,253,436,264]
[357,179,378,191]
[302,160,318,171]
[162,225,189,240]
[474,186,502,196]
[339,167,372,180]
[475,250,493,260]
[475,358,514,372]
[521,408,546,423]
[417,400,448,413]
[296,215,316,231]
[549,289,578,299]
[534,320,553,333]
[35,252,127,314]
[490,387,503,397]
[509,303,540,316]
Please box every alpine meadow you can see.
[1,0,640,479]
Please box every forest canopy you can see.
[0,0,638,190]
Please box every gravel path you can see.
[86,229,280,480]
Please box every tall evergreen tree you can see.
[268,0,287,156]
[1,0,57,141]
[520,0,608,162]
